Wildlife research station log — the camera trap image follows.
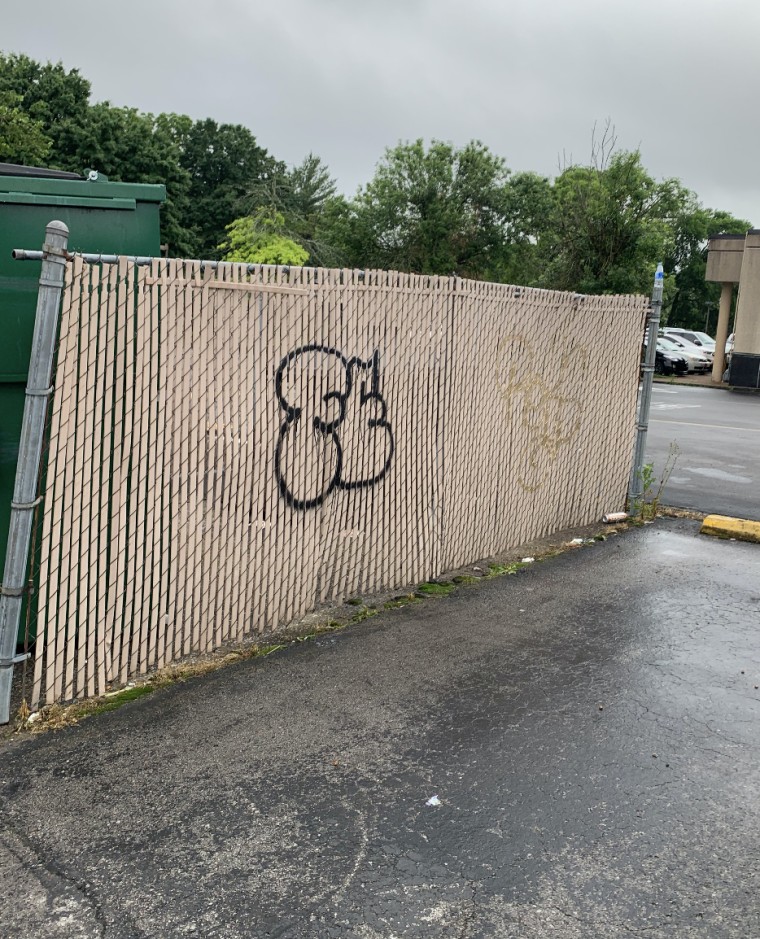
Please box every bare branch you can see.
[591,119,618,172]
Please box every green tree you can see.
[244,153,345,266]
[0,53,89,164]
[0,55,281,256]
[308,193,353,268]
[539,148,690,295]
[286,153,337,220]
[218,211,309,265]
[491,171,553,284]
[664,208,749,330]
[0,91,52,164]
[159,115,281,257]
[282,153,342,264]
[342,139,514,278]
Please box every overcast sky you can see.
[3,0,760,225]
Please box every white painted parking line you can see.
[651,403,702,410]
[687,467,752,483]
[650,419,760,432]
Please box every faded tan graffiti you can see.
[497,336,588,492]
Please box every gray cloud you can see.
[3,0,759,223]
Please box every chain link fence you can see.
[15,256,647,711]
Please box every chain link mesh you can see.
[25,258,647,709]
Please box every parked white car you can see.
[658,332,712,372]
[662,328,716,353]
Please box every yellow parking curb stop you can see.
[700,515,760,544]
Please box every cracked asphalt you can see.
[1,517,759,938]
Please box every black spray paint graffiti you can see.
[274,345,395,510]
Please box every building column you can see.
[712,281,733,382]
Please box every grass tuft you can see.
[487,562,522,576]
[416,581,456,597]
[88,685,155,715]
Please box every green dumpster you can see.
[0,164,165,641]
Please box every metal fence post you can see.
[0,220,69,724]
[628,262,664,506]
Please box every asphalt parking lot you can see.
[645,383,760,519]
[1,518,759,938]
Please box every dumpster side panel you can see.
[0,181,164,639]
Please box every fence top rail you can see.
[11,250,606,303]
[11,250,365,277]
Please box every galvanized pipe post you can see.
[0,221,69,724]
[628,262,664,506]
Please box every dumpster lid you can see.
[0,169,166,204]
[0,162,82,180]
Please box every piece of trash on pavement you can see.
[521,557,535,563]
[426,795,441,806]
[602,512,628,523]
[570,538,584,545]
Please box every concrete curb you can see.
[651,376,760,394]
[700,514,760,543]
[652,376,729,390]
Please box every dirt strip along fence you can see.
[21,258,647,709]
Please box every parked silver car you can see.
[658,333,712,372]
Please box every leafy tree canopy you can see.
[159,115,281,257]
[664,207,750,329]
[218,211,309,266]
[342,139,514,279]
[0,90,52,164]
[0,53,89,158]
[538,149,691,295]
[490,171,553,285]
[243,153,345,266]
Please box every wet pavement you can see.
[1,518,759,938]
[646,384,760,519]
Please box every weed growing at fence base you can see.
[631,442,680,520]
[487,562,523,576]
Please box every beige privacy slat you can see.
[30,261,647,708]
[32,256,80,707]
